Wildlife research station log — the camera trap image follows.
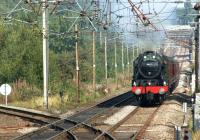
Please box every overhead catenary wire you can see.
[0,0,195,109]
[1,0,190,35]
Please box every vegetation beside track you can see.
[0,17,133,112]
[0,0,141,111]
[0,0,195,114]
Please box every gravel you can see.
[0,113,40,139]
[104,105,137,125]
[143,99,190,140]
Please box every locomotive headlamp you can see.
[135,88,141,95]
[153,56,155,59]
[163,81,167,86]
[159,88,165,94]
[148,82,151,85]
[144,56,147,59]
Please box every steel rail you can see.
[47,94,134,140]
[94,105,161,140]
[94,106,139,140]
[0,105,60,124]
[13,91,131,140]
[134,107,160,139]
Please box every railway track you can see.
[97,98,187,140]
[1,93,187,140]
[0,105,60,124]
[49,93,136,140]
[94,104,161,140]
[13,91,132,140]
[8,92,183,140]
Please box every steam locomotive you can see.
[132,51,180,104]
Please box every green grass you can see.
[0,79,130,114]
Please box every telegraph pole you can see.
[93,31,96,91]
[127,45,130,81]
[115,39,118,88]
[132,45,135,61]
[137,45,139,57]
[193,3,200,131]
[25,0,62,109]
[132,45,135,78]
[122,41,124,83]
[100,31,102,48]
[105,36,108,88]
[109,0,112,25]
[75,25,80,103]
[42,0,49,109]
[194,16,199,93]
[194,2,200,93]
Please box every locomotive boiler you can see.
[132,51,180,104]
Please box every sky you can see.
[102,0,194,46]
[1,0,195,46]
[105,0,176,45]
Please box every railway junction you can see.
[0,0,199,140]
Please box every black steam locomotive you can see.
[132,51,180,104]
